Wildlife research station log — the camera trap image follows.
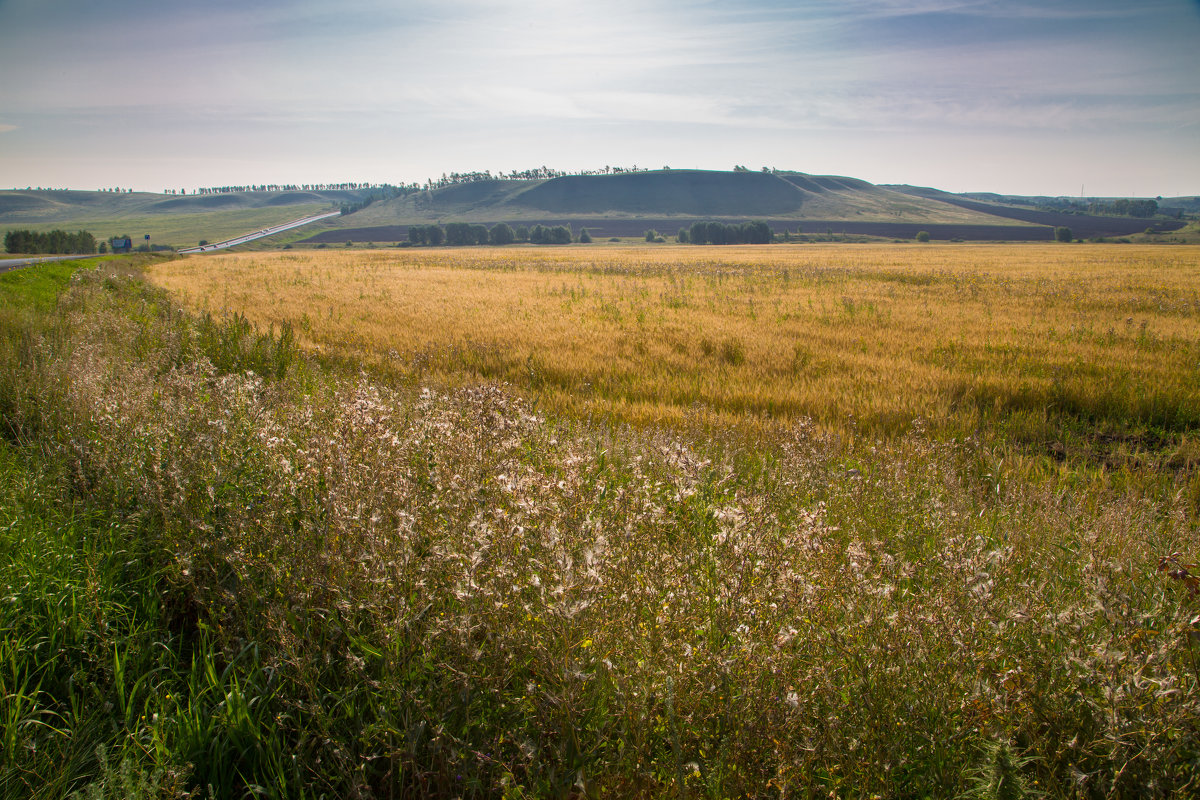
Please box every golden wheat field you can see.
[147,243,1200,446]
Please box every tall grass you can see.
[2,259,1198,796]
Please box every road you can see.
[0,253,99,275]
[178,211,342,254]
[2,211,342,273]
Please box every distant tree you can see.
[469,224,490,245]
[686,221,773,245]
[4,230,24,253]
[426,225,445,246]
[515,226,530,242]
[578,228,592,244]
[644,229,658,242]
[677,228,689,243]
[739,220,772,244]
[1054,226,1073,242]
[489,223,515,245]
[444,222,474,246]
[915,231,931,243]
[4,228,95,254]
[550,225,573,245]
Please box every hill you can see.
[886,185,1190,239]
[302,165,1199,243]
[0,188,365,248]
[338,169,1020,227]
[4,173,1192,249]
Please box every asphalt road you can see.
[178,211,342,253]
[0,253,99,275]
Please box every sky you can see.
[1,0,1197,197]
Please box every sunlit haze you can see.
[1,0,1197,196]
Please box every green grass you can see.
[0,258,88,312]
[0,439,187,798]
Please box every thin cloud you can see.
[0,0,1196,194]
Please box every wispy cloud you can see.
[0,124,16,133]
[0,0,1196,194]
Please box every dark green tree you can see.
[1054,226,1073,242]
[915,231,931,243]
[489,223,515,245]
[4,229,96,254]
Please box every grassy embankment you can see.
[3,248,1199,797]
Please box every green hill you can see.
[0,189,361,248]
[340,169,1023,227]
[511,170,804,216]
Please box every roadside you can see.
[0,253,100,275]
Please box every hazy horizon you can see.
[2,0,1198,198]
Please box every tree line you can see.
[1087,199,1159,218]
[185,167,660,199]
[420,165,652,191]
[4,229,96,255]
[339,185,424,215]
[189,182,418,196]
[678,220,773,245]
[406,223,578,246]
[1031,197,1161,218]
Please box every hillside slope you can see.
[887,185,1190,238]
[0,189,362,247]
[341,170,1026,227]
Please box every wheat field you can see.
[148,244,1200,452]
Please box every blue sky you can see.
[1,0,1197,196]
